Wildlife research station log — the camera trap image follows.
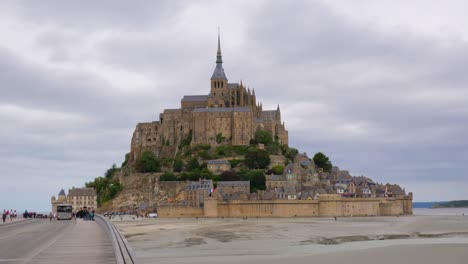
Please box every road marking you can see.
[0,258,27,262]
[21,221,76,263]
[0,219,33,229]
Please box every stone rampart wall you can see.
[157,205,204,218]
[157,194,413,218]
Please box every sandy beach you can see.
[114,209,468,264]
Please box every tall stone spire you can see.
[211,29,227,80]
[216,29,222,64]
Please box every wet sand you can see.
[114,212,468,264]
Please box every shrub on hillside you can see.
[173,157,184,172]
[160,171,178,181]
[135,150,161,173]
[244,149,271,169]
[313,152,332,172]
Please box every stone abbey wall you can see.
[157,194,413,218]
[158,205,204,218]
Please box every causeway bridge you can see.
[0,216,134,264]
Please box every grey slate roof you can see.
[163,109,181,113]
[181,95,209,102]
[211,64,227,80]
[58,189,66,196]
[266,174,286,181]
[193,107,251,113]
[227,83,239,88]
[218,181,250,188]
[283,186,296,194]
[186,180,212,191]
[68,187,96,197]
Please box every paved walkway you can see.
[29,220,116,264]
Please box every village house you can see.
[51,187,97,212]
[265,174,289,189]
[185,179,213,207]
[217,181,250,195]
[68,187,98,209]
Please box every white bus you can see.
[56,204,73,220]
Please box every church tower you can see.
[210,31,228,97]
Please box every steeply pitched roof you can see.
[58,189,66,196]
[211,64,227,80]
[266,174,287,181]
[211,32,227,80]
[218,181,250,188]
[186,180,212,190]
[181,95,209,102]
[68,188,96,196]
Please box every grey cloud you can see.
[3,0,186,30]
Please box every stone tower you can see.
[209,31,229,108]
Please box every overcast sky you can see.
[1,0,467,211]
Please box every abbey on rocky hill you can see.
[129,33,288,162]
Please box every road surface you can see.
[0,219,115,264]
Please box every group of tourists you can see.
[48,211,57,222]
[75,207,95,221]
[2,209,17,223]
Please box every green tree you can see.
[244,149,271,169]
[220,170,240,181]
[173,157,184,172]
[284,147,299,160]
[228,159,244,168]
[241,170,266,192]
[135,150,161,173]
[187,157,200,172]
[266,142,281,155]
[313,152,332,172]
[254,130,273,145]
[85,176,122,206]
[179,130,192,149]
[271,165,285,174]
[121,153,130,167]
[104,164,119,179]
[160,171,178,181]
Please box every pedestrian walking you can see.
[2,210,6,223]
[49,212,53,222]
[52,211,57,222]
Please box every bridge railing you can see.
[96,214,136,264]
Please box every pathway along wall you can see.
[158,193,413,218]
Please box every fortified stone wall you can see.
[157,205,204,218]
[216,200,320,217]
[156,194,413,218]
[379,200,403,216]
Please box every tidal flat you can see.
[114,209,468,264]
